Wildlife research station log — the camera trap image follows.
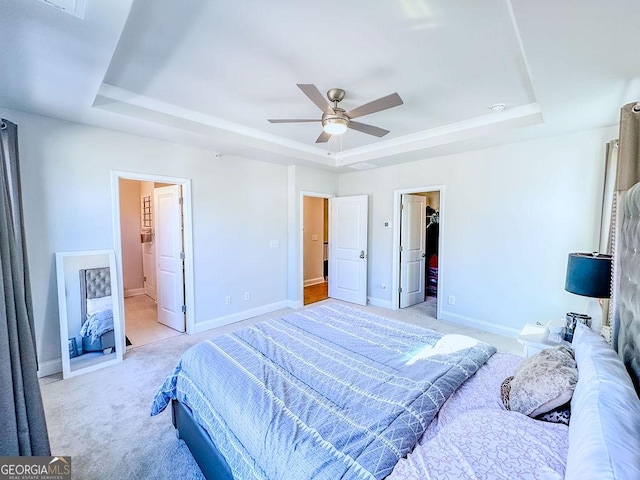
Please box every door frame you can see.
[391,185,445,317]
[111,171,196,350]
[299,191,334,307]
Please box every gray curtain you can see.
[611,103,640,352]
[616,102,640,190]
[0,119,50,455]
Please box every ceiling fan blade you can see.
[297,84,333,114]
[345,92,403,120]
[268,119,321,123]
[316,131,331,143]
[348,121,390,137]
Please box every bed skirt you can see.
[172,399,233,480]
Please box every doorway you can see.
[112,172,195,352]
[392,186,443,317]
[300,192,369,307]
[303,196,329,305]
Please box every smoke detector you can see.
[489,103,506,113]
[38,0,86,19]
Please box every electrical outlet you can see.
[225,296,231,305]
[448,295,456,305]
[244,291,250,301]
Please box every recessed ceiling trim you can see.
[95,84,335,165]
[96,84,543,169]
[335,103,544,166]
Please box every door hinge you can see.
[180,251,185,260]
[399,245,403,252]
[179,197,184,205]
[143,276,147,282]
[401,203,404,210]
[399,287,403,293]
[181,305,186,314]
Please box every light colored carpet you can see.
[40,300,522,479]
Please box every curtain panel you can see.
[611,103,640,354]
[0,119,50,455]
[617,102,640,190]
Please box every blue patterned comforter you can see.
[151,303,495,479]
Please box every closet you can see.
[425,206,439,299]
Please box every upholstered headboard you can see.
[615,182,640,395]
[79,267,111,324]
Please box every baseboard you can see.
[367,297,393,309]
[440,309,520,338]
[124,288,146,297]
[194,300,290,333]
[287,299,303,309]
[303,277,325,287]
[37,358,62,378]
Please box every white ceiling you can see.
[1,0,639,171]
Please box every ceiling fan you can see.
[268,84,403,143]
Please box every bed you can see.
[151,183,640,480]
[78,267,115,354]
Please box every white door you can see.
[400,194,426,308]
[328,195,368,305]
[154,185,185,332]
[141,195,157,301]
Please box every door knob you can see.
[422,252,426,257]
[360,250,366,259]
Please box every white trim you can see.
[391,185,445,321]
[55,249,123,379]
[111,171,196,351]
[299,191,334,305]
[124,288,146,297]
[287,299,303,309]
[37,358,62,378]
[194,301,290,333]
[440,309,520,338]
[367,297,393,309]
[304,277,326,287]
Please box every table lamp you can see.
[564,252,612,333]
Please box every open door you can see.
[154,185,186,332]
[328,195,368,305]
[399,194,426,308]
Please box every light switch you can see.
[270,240,279,248]
[311,234,318,241]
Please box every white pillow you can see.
[86,295,112,317]
[565,323,640,480]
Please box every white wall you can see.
[4,102,619,370]
[339,126,618,335]
[303,196,325,284]
[2,108,289,372]
[119,178,144,293]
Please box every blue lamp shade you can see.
[565,252,612,298]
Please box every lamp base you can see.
[586,298,604,333]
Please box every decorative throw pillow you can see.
[507,346,578,417]
[500,376,513,410]
[502,374,571,424]
[536,403,571,425]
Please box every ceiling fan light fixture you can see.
[322,117,349,135]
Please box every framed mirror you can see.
[55,250,123,379]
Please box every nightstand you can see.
[517,323,570,357]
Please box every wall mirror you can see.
[55,250,123,379]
